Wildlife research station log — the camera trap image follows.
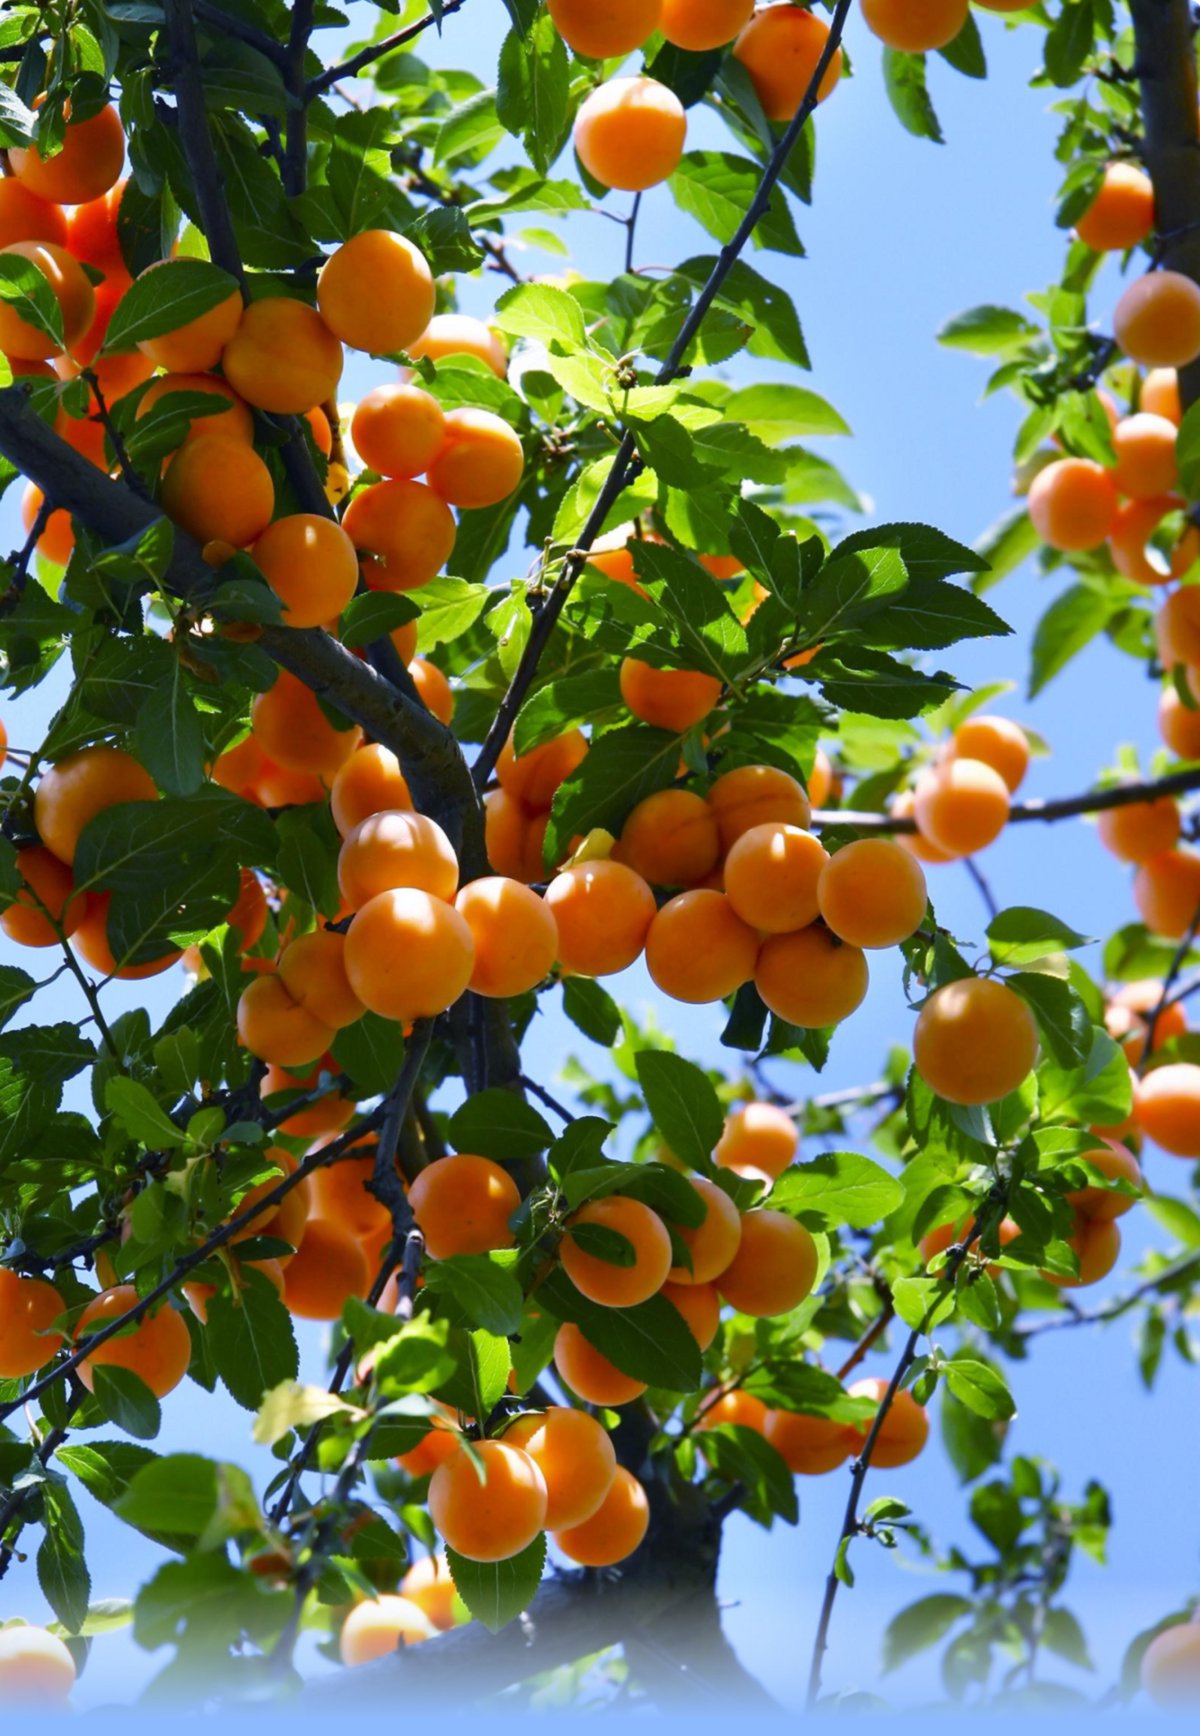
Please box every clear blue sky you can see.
[1,4,1193,1711]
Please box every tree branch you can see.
[282,0,315,197]
[305,0,469,101]
[162,0,247,290]
[1016,1248,1200,1339]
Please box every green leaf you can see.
[1008,971,1092,1067]
[634,1051,722,1173]
[104,1077,186,1149]
[1044,0,1096,85]
[1038,1028,1132,1125]
[102,258,239,353]
[423,1256,524,1337]
[883,48,943,143]
[497,13,569,177]
[1142,1193,1200,1249]
[537,1268,702,1392]
[1029,584,1115,697]
[513,669,623,757]
[938,305,1039,357]
[987,907,1092,966]
[883,1594,971,1672]
[562,977,621,1046]
[723,383,850,440]
[795,546,909,645]
[0,965,36,1031]
[970,1478,1024,1550]
[937,12,986,77]
[445,1534,545,1633]
[973,506,1039,591]
[1042,1606,1094,1671]
[669,152,802,256]
[446,1091,553,1163]
[91,1366,164,1441]
[770,1152,903,1229]
[677,254,809,368]
[943,1358,1016,1421]
[113,1454,222,1540]
[331,1013,405,1098]
[545,724,682,862]
[0,253,65,349]
[493,281,586,351]
[338,592,420,649]
[38,1482,90,1633]
[1177,400,1200,500]
[695,1424,798,1526]
[206,1278,299,1412]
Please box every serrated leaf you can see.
[634,1051,722,1173]
[770,1152,903,1228]
[445,1534,545,1633]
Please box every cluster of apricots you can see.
[890,710,1031,864]
[695,1372,930,1479]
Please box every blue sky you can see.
[1,2,1195,1712]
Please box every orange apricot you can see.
[667,1176,742,1284]
[76,1286,191,1398]
[64,180,124,270]
[351,383,446,479]
[553,1321,647,1405]
[1106,978,1187,1063]
[0,1269,65,1378]
[548,0,661,56]
[1141,1622,1200,1707]
[807,747,836,808]
[949,715,1030,794]
[431,1440,548,1563]
[717,1210,818,1317]
[344,888,475,1021]
[1075,162,1156,252]
[620,657,722,732]
[0,1625,77,1701]
[225,866,267,946]
[765,1408,852,1476]
[485,789,549,883]
[317,230,434,356]
[1160,685,1200,760]
[282,1218,371,1319]
[620,788,720,887]
[552,1464,648,1567]
[662,1279,721,1349]
[695,1388,768,1436]
[221,295,344,414]
[723,822,829,933]
[561,1195,673,1307]
[1027,457,1118,551]
[0,178,67,250]
[262,1057,352,1139]
[845,1377,929,1468]
[1,845,83,947]
[1156,587,1200,668]
[1133,849,1200,939]
[395,1405,463,1477]
[1110,496,1198,585]
[707,763,811,850]
[331,745,412,839]
[892,788,954,866]
[251,669,362,779]
[278,929,364,1030]
[408,313,507,378]
[505,1406,617,1530]
[497,729,588,811]
[20,482,74,566]
[339,1594,433,1664]
[132,264,241,372]
[407,1153,521,1260]
[732,3,843,118]
[544,859,656,977]
[913,758,1010,856]
[1064,1141,1143,1222]
[715,1101,798,1184]
[34,744,156,866]
[11,102,123,203]
[250,513,359,630]
[1143,368,1182,425]
[817,838,928,949]
[861,0,967,52]
[1137,1062,1200,1156]
[644,888,760,1003]
[1097,796,1180,864]
[661,0,754,50]
[410,657,455,724]
[137,371,254,447]
[312,1147,390,1241]
[1113,412,1178,499]
[573,77,686,193]
[1043,1214,1121,1289]
[426,408,525,510]
[159,433,274,549]
[338,809,459,909]
[913,977,1039,1106]
[754,924,869,1029]
[400,1554,458,1630]
[1115,271,1200,368]
[343,478,456,592]
[0,240,94,359]
[586,525,646,595]
[454,875,559,998]
[237,971,336,1068]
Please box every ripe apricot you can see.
[1110,496,1197,585]
[1115,271,1200,368]
[620,789,720,888]
[160,433,274,549]
[312,1146,389,1241]
[817,838,927,950]
[552,1464,648,1567]
[0,1625,77,1702]
[262,1057,351,1138]
[765,1408,852,1476]
[11,101,123,203]
[846,1377,929,1468]
[548,0,661,56]
[1,844,83,946]
[20,482,74,566]
[137,372,254,447]
[34,744,156,866]
[1075,162,1156,251]
[861,0,967,52]
[665,1177,742,1286]
[278,929,364,1029]
[1160,685,1200,759]
[0,240,94,359]
[553,1321,647,1405]
[0,1269,65,1378]
[407,1153,521,1260]
[400,1554,458,1630]
[77,1286,191,1397]
[238,971,336,1067]
[1112,413,1178,499]
[1044,1214,1121,1288]
[221,296,344,414]
[317,230,434,356]
[1133,849,1200,939]
[430,1439,548,1563]
[718,1210,818,1317]
[0,178,67,250]
[410,657,455,724]
[331,745,412,840]
[133,265,241,372]
[620,657,722,732]
[249,513,359,630]
[892,788,954,866]
[454,875,559,998]
[662,1279,721,1348]
[497,729,588,811]
[732,3,843,118]
[723,822,829,933]
[282,1218,371,1319]
[343,478,456,592]
[1064,1141,1143,1221]
[913,758,1010,857]
[251,669,362,779]
[661,0,754,50]
[754,924,869,1029]
[396,1405,463,1477]
[949,715,1030,794]
[561,1195,673,1307]
[715,1102,798,1183]
[426,408,525,510]
[707,763,811,850]
[408,313,507,378]
[1141,1622,1200,1707]
[351,383,446,479]
[808,747,836,808]
[695,1388,768,1436]
[345,888,474,1021]
[919,1216,1020,1274]
[644,888,759,1003]
[339,1594,433,1664]
[505,1406,617,1530]
[1143,368,1182,425]
[574,78,686,193]
[1155,587,1200,667]
[65,180,124,271]
[1097,796,1180,864]
[586,524,645,594]
[1106,979,1185,1062]
[338,810,459,909]
[914,977,1039,1106]
[485,789,549,882]
[544,859,656,976]
[1027,457,1118,551]
[1137,1062,1200,1156]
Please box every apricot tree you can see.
[1,0,1200,1713]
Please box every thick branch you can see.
[163,0,247,289]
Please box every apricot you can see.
[408,313,507,378]
[1155,587,1200,667]
[544,858,656,977]
[620,657,722,732]
[732,3,843,119]
[661,0,754,50]
[587,525,645,595]
[11,99,123,202]
[311,1148,389,1241]
[1112,413,1178,499]
[505,1406,617,1530]
[65,180,124,270]
[396,1406,463,1477]
[644,888,760,1003]
[554,1321,647,1405]
[1114,271,1200,368]
[620,788,720,888]
[808,747,836,808]
[1110,496,1198,585]
[892,788,954,866]
[426,408,525,510]
[1044,1214,1121,1289]
[715,1102,797,1184]
[561,1195,673,1307]
[707,763,811,851]
[1075,161,1156,251]
[430,1440,548,1563]
[552,1464,648,1566]
[548,0,661,56]
[1,844,83,946]
[133,265,241,372]
[949,715,1030,794]
[1097,796,1180,864]
[77,1286,191,1397]
[0,1269,65,1378]
[723,822,829,933]
[861,0,967,52]
[0,178,67,252]
[282,1218,370,1319]
[663,1180,740,1288]
[0,240,94,359]
[278,929,364,1030]
[339,1594,433,1664]
[913,758,1010,857]
[485,789,549,883]
[1143,368,1182,425]
[1137,1062,1200,1156]
[913,977,1039,1106]
[345,888,474,1021]
[406,1153,519,1260]
[1064,1141,1143,1222]
[250,513,359,630]
[263,1058,352,1137]
[0,1625,77,1702]
[1027,457,1118,551]
[338,810,459,910]
[573,77,686,194]
[846,1377,928,1469]
[754,924,869,1029]
[695,1388,768,1436]
[221,295,344,414]
[73,891,180,979]
[317,230,434,356]
[497,729,588,811]
[137,371,254,447]
[765,1408,852,1476]
[410,657,455,724]
[20,482,73,566]
[1133,849,1200,939]
[251,669,362,779]
[454,875,559,997]
[1160,686,1200,759]
[400,1554,458,1630]
[351,383,446,479]
[237,971,335,1067]
[662,1279,721,1349]
[817,838,927,950]
[1141,1622,1200,1707]
[330,745,412,840]
[34,745,156,867]
[159,433,274,549]
[343,478,456,592]
[184,1257,285,1325]
[717,1210,816,1317]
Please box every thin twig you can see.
[963,856,999,922]
[306,0,469,100]
[519,1074,576,1123]
[79,369,149,498]
[813,763,1200,834]
[1017,1248,1200,1339]
[283,0,315,198]
[1142,907,1200,1057]
[834,1302,896,1384]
